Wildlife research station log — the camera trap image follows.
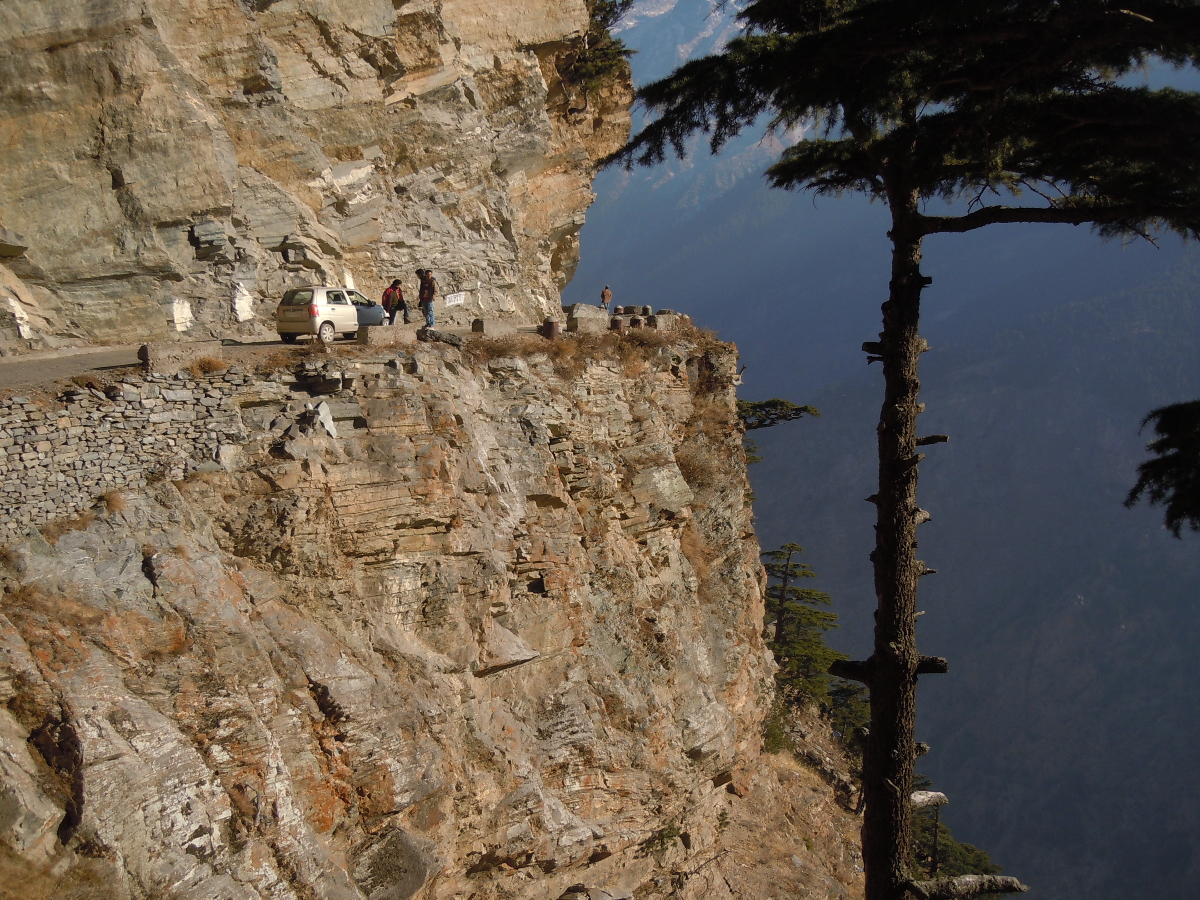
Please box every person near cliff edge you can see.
[600,285,612,311]
[383,279,409,324]
[417,268,438,328]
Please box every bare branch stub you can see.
[906,874,1030,900]
[829,658,873,685]
[915,656,948,675]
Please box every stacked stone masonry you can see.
[0,371,257,534]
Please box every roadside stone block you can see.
[138,340,225,376]
[566,316,606,334]
[470,318,517,335]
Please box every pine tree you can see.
[564,0,635,97]
[737,397,818,464]
[909,776,1003,881]
[610,3,1200,899]
[1126,399,1200,535]
[763,543,843,703]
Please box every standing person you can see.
[417,268,438,328]
[382,279,408,324]
[396,280,415,326]
[600,285,612,311]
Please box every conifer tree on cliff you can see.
[609,3,1200,899]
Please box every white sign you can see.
[444,291,466,307]
[172,298,194,332]
[232,282,255,322]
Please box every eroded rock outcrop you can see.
[0,333,863,899]
[0,336,864,897]
[0,0,630,350]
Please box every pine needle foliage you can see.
[611,0,1200,241]
[1126,398,1200,536]
[737,398,820,430]
[566,0,635,95]
[762,543,870,742]
[764,543,842,701]
[737,397,819,464]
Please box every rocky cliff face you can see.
[0,0,630,350]
[0,333,863,899]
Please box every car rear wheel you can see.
[281,334,298,344]
[318,321,336,343]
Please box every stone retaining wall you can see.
[0,368,270,535]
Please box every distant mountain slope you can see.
[749,258,1200,899]
[569,2,1200,899]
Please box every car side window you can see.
[328,291,347,304]
[349,291,369,306]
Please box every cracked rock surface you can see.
[0,335,862,899]
[0,0,631,351]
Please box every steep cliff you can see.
[0,332,863,899]
[0,0,630,350]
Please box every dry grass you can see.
[100,490,126,514]
[0,387,59,410]
[0,842,116,900]
[680,520,717,585]
[188,355,227,378]
[40,510,95,545]
[64,366,140,394]
[464,328,681,381]
[254,347,307,374]
[675,443,721,487]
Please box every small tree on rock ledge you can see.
[609,2,1200,899]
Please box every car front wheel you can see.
[318,321,336,343]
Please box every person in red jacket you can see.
[382,279,408,324]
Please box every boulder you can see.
[567,315,606,333]
[471,318,517,335]
[648,313,682,331]
[561,303,608,320]
[0,226,27,259]
[417,327,464,348]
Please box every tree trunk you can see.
[861,212,928,900]
[773,547,796,643]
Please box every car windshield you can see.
[282,289,313,305]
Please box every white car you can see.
[274,285,386,343]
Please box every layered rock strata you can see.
[0,334,863,899]
[0,0,631,351]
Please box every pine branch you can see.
[916,656,948,675]
[829,658,872,685]
[738,398,820,430]
[915,203,1149,234]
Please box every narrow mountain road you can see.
[0,346,143,389]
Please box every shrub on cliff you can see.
[566,0,635,97]
[762,542,869,742]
